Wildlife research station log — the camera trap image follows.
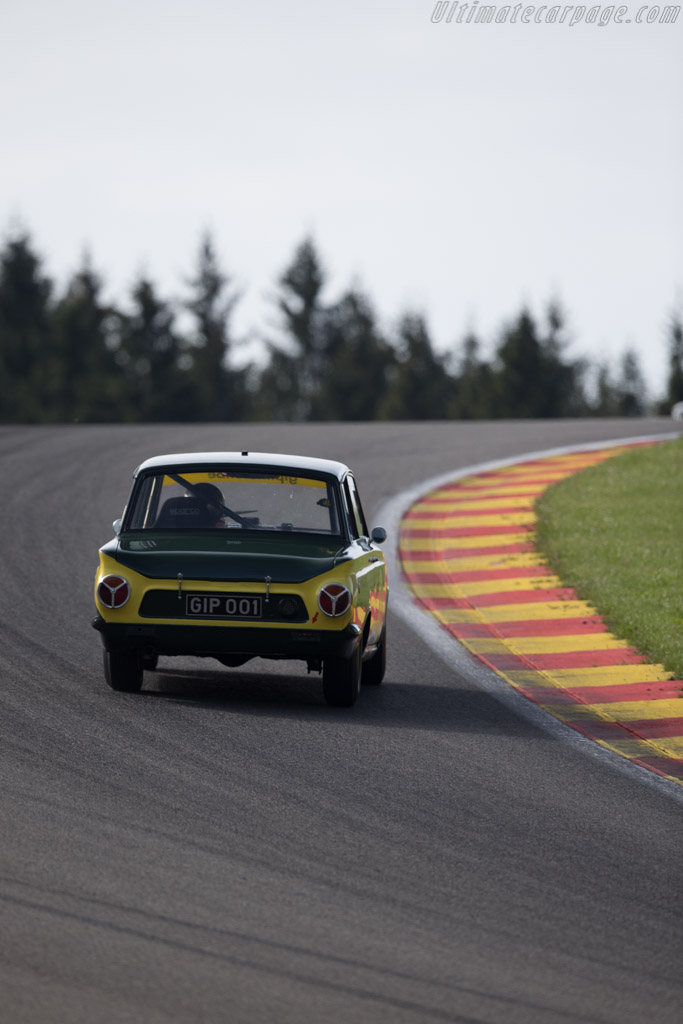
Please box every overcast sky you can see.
[1,0,681,396]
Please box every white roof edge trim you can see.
[132,451,350,480]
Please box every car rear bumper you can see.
[91,616,361,661]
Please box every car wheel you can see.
[103,650,143,693]
[361,626,386,686]
[141,651,159,672]
[323,643,361,707]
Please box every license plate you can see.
[185,594,262,619]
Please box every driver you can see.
[185,482,227,528]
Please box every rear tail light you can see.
[97,575,131,609]
[318,583,352,617]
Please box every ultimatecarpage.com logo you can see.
[430,0,680,23]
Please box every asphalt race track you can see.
[1,419,681,1024]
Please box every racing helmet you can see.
[186,482,225,511]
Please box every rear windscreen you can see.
[127,470,342,535]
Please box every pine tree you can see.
[450,333,496,419]
[115,276,190,421]
[379,313,452,419]
[493,305,586,418]
[184,234,247,421]
[591,363,620,416]
[616,348,647,416]
[312,289,395,420]
[659,313,683,413]
[0,232,54,422]
[50,256,124,422]
[541,302,589,416]
[494,310,544,418]
[258,237,327,421]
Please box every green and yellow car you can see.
[92,452,388,706]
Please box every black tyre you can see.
[361,626,386,686]
[141,651,159,671]
[103,650,143,693]
[323,643,361,707]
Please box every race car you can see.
[92,451,388,706]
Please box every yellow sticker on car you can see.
[161,473,326,488]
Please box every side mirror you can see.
[113,518,122,535]
[371,526,387,544]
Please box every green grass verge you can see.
[535,438,683,678]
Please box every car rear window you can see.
[126,469,342,535]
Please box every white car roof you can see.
[133,451,351,481]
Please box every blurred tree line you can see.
[0,230,679,424]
